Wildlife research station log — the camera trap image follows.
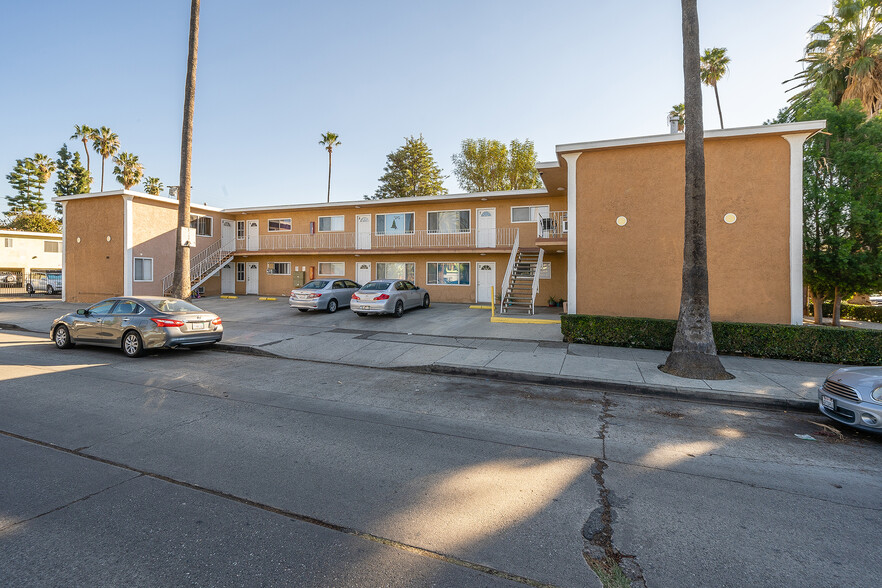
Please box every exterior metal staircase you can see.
[499,247,544,315]
[161,238,235,296]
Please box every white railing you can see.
[537,210,568,238]
[237,228,519,252]
[499,230,520,314]
[530,248,545,315]
[161,237,236,294]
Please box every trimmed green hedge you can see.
[808,302,882,324]
[561,314,882,365]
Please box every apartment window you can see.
[539,261,551,279]
[427,262,470,285]
[427,210,470,234]
[44,241,60,253]
[190,215,213,237]
[511,205,550,223]
[236,262,245,281]
[236,221,245,240]
[268,218,292,232]
[376,213,414,235]
[268,262,290,275]
[318,216,344,232]
[134,257,153,282]
[3,238,12,247]
[377,262,415,282]
[318,262,345,276]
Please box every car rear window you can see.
[361,281,391,291]
[152,299,205,313]
[301,280,329,290]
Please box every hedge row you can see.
[560,314,882,365]
[808,302,882,324]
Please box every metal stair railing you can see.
[529,248,545,315]
[161,237,236,295]
[498,230,520,314]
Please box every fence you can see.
[0,270,62,297]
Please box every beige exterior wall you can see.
[0,231,62,272]
[65,196,125,303]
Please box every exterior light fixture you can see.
[616,216,627,226]
[106,235,112,241]
[724,213,737,224]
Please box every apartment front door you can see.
[221,219,235,251]
[356,262,371,285]
[356,214,371,250]
[476,262,495,303]
[476,208,496,248]
[221,263,234,293]
[246,262,259,294]
[246,220,259,251]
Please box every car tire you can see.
[393,300,404,318]
[26,284,33,294]
[297,308,309,313]
[122,330,144,358]
[54,325,75,349]
[422,294,430,308]
[46,285,54,295]
[327,299,338,313]
[356,312,368,317]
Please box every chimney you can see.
[667,114,680,134]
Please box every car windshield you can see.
[361,281,391,291]
[47,272,61,278]
[301,280,329,290]
[152,299,204,313]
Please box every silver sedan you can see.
[350,279,430,318]
[819,367,882,432]
[51,296,223,358]
[289,279,361,313]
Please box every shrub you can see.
[561,314,882,365]
[807,302,882,324]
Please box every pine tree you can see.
[5,157,46,213]
[370,135,447,200]
[54,144,92,214]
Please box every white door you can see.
[246,262,259,294]
[356,262,371,285]
[476,208,496,248]
[476,262,495,303]
[246,220,259,251]
[221,219,235,251]
[356,214,371,250]
[221,264,234,293]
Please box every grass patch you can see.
[586,557,631,588]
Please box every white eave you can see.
[0,229,62,238]
[51,189,223,212]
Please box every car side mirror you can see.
[77,309,88,316]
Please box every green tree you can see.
[70,124,95,176]
[142,176,164,195]
[112,152,144,190]
[661,0,730,380]
[319,131,341,203]
[0,211,62,233]
[6,157,46,213]
[451,138,542,193]
[700,47,730,128]
[669,103,686,131]
[91,126,120,191]
[54,144,92,214]
[370,135,447,200]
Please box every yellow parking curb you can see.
[491,316,561,325]
[258,297,277,301]
[220,295,238,299]
[469,305,493,310]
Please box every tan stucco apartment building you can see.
[54,121,826,325]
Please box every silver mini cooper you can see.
[819,367,882,432]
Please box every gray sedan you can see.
[350,279,430,317]
[51,296,223,358]
[289,279,361,313]
[819,367,882,432]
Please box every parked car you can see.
[818,367,882,432]
[350,279,430,317]
[27,270,62,294]
[289,279,361,313]
[0,272,19,285]
[51,296,223,358]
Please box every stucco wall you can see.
[65,196,124,303]
[0,232,62,272]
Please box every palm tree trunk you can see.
[661,0,731,380]
[172,0,200,300]
[100,157,105,191]
[713,83,724,129]
[327,151,332,203]
[82,138,91,174]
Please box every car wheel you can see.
[327,299,338,313]
[122,331,144,358]
[54,325,75,349]
[46,285,54,295]
[26,284,33,294]
[356,312,368,317]
[393,300,405,318]
[297,308,309,313]
[422,294,430,308]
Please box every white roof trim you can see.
[555,120,827,154]
[535,161,561,170]
[51,189,223,212]
[0,229,62,238]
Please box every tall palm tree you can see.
[112,152,144,190]
[319,131,341,202]
[142,176,164,196]
[70,124,95,176]
[91,126,120,191]
[661,0,731,380]
[669,103,686,131]
[172,0,200,300]
[700,47,730,129]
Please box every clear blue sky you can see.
[0,0,833,212]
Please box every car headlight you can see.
[872,386,882,403]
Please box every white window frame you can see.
[318,215,344,232]
[43,240,61,253]
[267,262,291,275]
[375,212,415,235]
[190,214,213,237]
[236,220,245,240]
[318,261,345,276]
[133,257,154,282]
[376,261,416,282]
[236,262,246,282]
[426,261,471,286]
[511,205,550,223]
[427,210,471,234]
[268,218,292,232]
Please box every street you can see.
[1,330,880,587]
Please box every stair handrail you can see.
[530,248,544,315]
[499,229,519,314]
[160,236,236,295]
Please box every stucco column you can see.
[123,194,134,296]
[561,152,581,314]
[783,133,812,326]
[61,201,67,302]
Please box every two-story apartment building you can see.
[0,229,63,274]
[54,120,826,325]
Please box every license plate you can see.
[190,322,207,331]
[821,395,835,410]
[362,305,371,310]
[297,294,307,299]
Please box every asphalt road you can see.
[1,331,880,587]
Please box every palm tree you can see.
[31,153,56,196]
[319,131,341,203]
[661,0,731,380]
[70,124,95,176]
[172,0,200,300]
[700,47,730,129]
[142,176,164,196]
[669,103,686,131]
[91,126,120,191]
[112,152,144,190]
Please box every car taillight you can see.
[352,293,360,300]
[376,293,390,300]
[151,318,184,327]
[211,317,222,325]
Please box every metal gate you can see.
[0,270,62,297]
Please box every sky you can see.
[0,0,834,212]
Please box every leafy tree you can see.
[700,47,730,128]
[91,126,120,191]
[1,211,62,233]
[113,152,144,189]
[319,131,341,203]
[142,176,164,195]
[54,144,92,214]
[451,138,542,193]
[661,0,730,380]
[5,156,47,213]
[70,124,95,175]
[669,103,686,131]
[369,135,447,200]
